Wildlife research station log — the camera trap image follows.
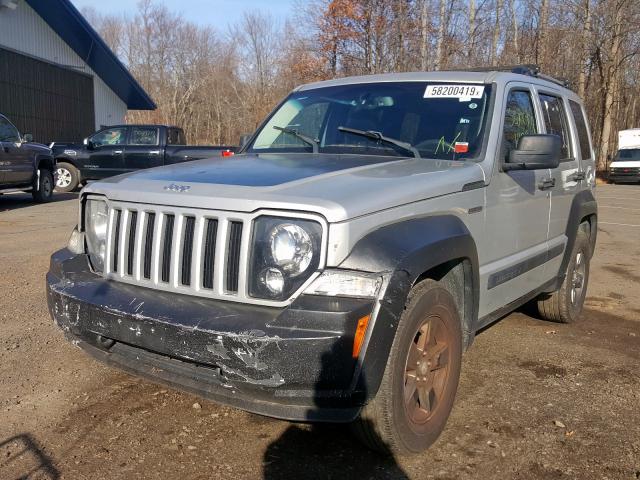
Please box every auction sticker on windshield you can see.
[424,85,485,102]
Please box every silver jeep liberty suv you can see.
[47,65,597,454]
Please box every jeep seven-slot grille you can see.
[106,204,248,300]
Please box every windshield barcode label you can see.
[424,85,485,101]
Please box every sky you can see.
[70,0,295,29]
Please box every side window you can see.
[538,94,572,160]
[502,90,538,160]
[167,129,179,145]
[167,129,187,145]
[569,100,592,161]
[129,127,159,146]
[90,127,127,147]
[0,116,20,142]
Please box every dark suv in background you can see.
[0,113,55,203]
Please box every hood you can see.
[24,142,52,153]
[52,142,83,152]
[85,153,485,223]
[610,160,640,168]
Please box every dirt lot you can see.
[1,184,639,480]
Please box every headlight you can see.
[85,198,108,272]
[269,223,314,276]
[249,216,323,300]
[303,270,382,298]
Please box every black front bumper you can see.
[47,249,376,422]
[609,172,640,183]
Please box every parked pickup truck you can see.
[0,113,55,202]
[51,124,236,192]
[47,66,598,455]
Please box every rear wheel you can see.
[352,279,463,455]
[32,169,54,203]
[536,226,591,323]
[55,162,79,192]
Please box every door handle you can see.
[537,178,556,190]
[114,150,123,155]
[149,150,161,155]
[568,171,586,182]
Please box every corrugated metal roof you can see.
[25,0,156,110]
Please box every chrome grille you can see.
[611,167,640,174]
[105,202,251,302]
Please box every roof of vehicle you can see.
[297,68,579,100]
[25,0,156,111]
[101,124,182,130]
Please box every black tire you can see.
[536,226,591,323]
[352,279,463,455]
[32,168,54,203]
[55,162,79,192]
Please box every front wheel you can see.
[55,162,79,192]
[536,226,591,323]
[32,169,54,203]
[352,279,463,455]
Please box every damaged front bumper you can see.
[47,249,376,422]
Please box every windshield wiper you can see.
[338,126,421,158]
[273,126,319,153]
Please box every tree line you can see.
[83,0,640,170]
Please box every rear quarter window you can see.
[569,100,592,161]
[168,128,186,145]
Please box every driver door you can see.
[480,84,552,316]
[85,127,128,179]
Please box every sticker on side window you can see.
[424,85,485,102]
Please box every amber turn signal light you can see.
[352,315,371,358]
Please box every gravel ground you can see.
[0,184,639,480]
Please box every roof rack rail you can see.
[456,64,571,89]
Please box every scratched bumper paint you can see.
[46,248,375,422]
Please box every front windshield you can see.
[616,149,640,161]
[249,82,492,160]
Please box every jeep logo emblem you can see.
[164,184,191,193]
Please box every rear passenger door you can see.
[536,90,581,262]
[123,126,162,172]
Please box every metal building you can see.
[0,0,155,144]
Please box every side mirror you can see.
[83,137,88,145]
[85,139,95,150]
[504,134,561,171]
[23,133,33,143]
[239,134,251,148]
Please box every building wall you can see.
[0,46,96,143]
[0,0,127,129]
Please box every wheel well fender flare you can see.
[54,156,81,169]
[556,189,597,284]
[338,215,479,400]
[35,155,55,173]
